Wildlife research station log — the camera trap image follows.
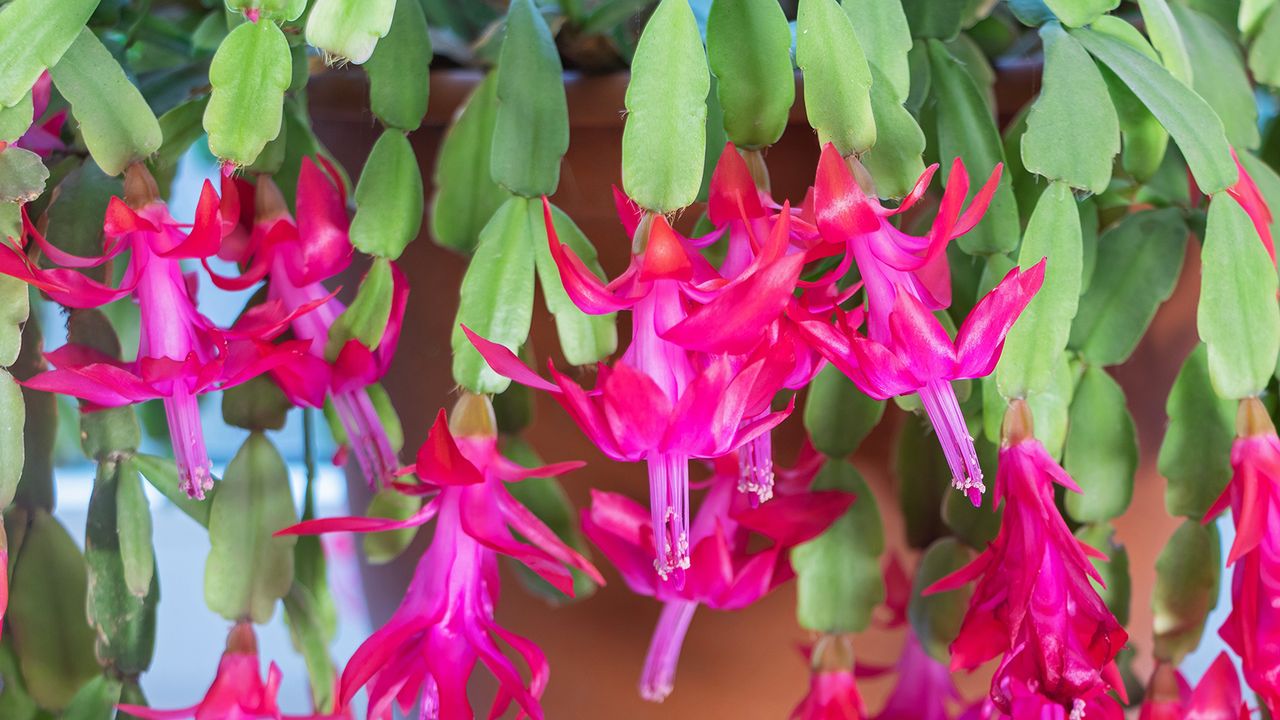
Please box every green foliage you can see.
[204,19,292,167]
[621,0,708,213]
[1159,344,1236,519]
[796,0,876,157]
[491,0,569,197]
[349,130,424,260]
[366,0,432,131]
[1152,520,1221,663]
[706,0,794,149]
[305,0,395,65]
[909,538,973,663]
[803,365,884,459]
[0,0,99,107]
[1063,366,1138,523]
[430,73,506,254]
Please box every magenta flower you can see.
[792,258,1044,505]
[465,198,803,582]
[210,160,408,487]
[795,144,1034,504]
[874,634,957,720]
[1225,149,1273,264]
[11,167,310,498]
[581,452,851,700]
[790,635,866,720]
[1139,653,1247,720]
[1209,398,1280,714]
[928,401,1128,715]
[279,397,602,719]
[117,622,345,720]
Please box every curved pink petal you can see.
[103,197,159,236]
[497,487,604,585]
[22,364,158,407]
[293,156,353,285]
[24,208,122,269]
[490,456,586,482]
[708,142,766,225]
[733,490,854,547]
[601,363,671,452]
[460,488,574,596]
[663,252,805,355]
[849,337,920,399]
[548,364,631,460]
[954,259,1046,378]
[416,410,484,486]
[541,198,634,314]
[639,215,695,282]
[814,143,880,238]
[952,164,1003,239]
[460,325,560,392]
[160,180,222,259]
[580,491,657,596]
[612,186,644,240]
[887,289,956,382]
[275,499,438,537]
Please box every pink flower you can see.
[1139,653,1247,720]
[1209,398,1280,714]
[874,634,957,720]
[791,635,866,720]
[465,198,803,583]
[279,396,602,720]
[928,400,1128,716]
[9,166,309,498]
[117,621,344,720]
[792,258,1044,505]
[211,160,408,488]
[581,452,852,700]
[795,144,1033,505]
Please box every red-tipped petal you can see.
[814,143,880,238]
[159,181,222,259]
[103,197,159,236]
[708,142,766,225]
[416,409,484,486]
[639,215,695,282]
[542,198,633,314]
[294,156,354,284]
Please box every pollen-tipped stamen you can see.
[918,379,985,505]
[737,423,775,506]
[164,384,214,499]
[648,452,691,586]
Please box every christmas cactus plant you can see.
[2,0,1280,718]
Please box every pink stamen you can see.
[737,422,775,506]
[164,384,213,499]
[640,600,698,703]
[331,388,399,489]
[917,379,985,505]
[648,452,691,586]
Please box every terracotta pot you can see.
[307,66,1186,717]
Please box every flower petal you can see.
[415,410,484,486]
[954,260,1046,378]
[461,325,560,393]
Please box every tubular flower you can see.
[700,151,831,503]
[791,635,866,720]
[928,400,1128,717]
[797,143,1024,504]
[10,165,309,498]
[1209,397,1280,714]
[581,453,852,701]
[279,395,602,720]
[212,159,408,488]
[792,259,1044,505]
[117,621,345,720]
[872,552,961,720]
[1140,653,1248,720]
[465,198,803,583]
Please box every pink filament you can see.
[737,422,775,506]
[332,388,399,488]
[164,384,213,499]
[918,379,985,505]
[647,452,691,586]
